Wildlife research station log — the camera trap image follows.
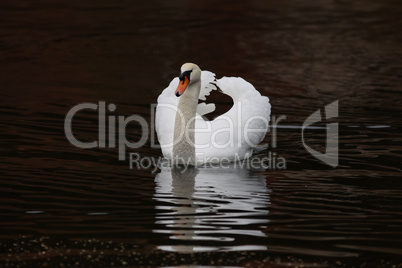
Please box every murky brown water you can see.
[1,0,402,267]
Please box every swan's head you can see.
[175,63,201,97]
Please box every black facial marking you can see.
[179,70,192,84]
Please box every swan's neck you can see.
[173,81,200,166]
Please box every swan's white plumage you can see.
[156,69,271,165]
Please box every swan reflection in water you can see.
[153,165,270,252]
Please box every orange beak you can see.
[175,76,190,97]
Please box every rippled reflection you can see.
[153,166,270,252]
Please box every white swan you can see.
[155,63,271,166]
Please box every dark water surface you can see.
[1,0,402,267]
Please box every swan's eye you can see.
[179,70,192,84]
